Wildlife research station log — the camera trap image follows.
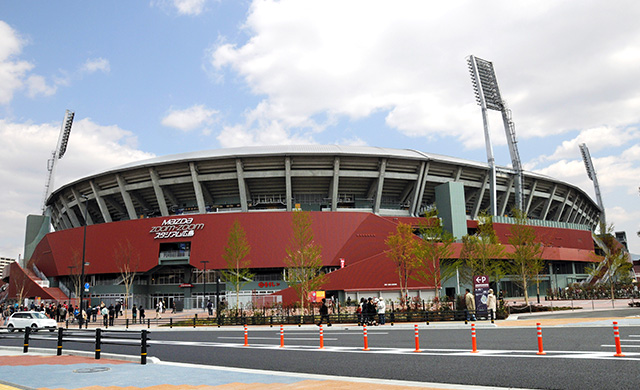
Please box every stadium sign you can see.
[149,217,205,239]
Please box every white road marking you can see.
[147,339,640,361]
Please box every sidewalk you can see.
[0,347,507,390]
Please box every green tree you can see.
[385,222,419,309]
[506,209,545,306]
[460,211,506,288]
[412,209,457,300]
[284,211,326,313]
[221,219,253,310]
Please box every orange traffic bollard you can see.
[414,324,421,352]
[363,324,370,351]
[536,323,546,355]
[613,321,625,357]
[279,324,284,348]
[243,324,249,347]
[470,323,478,353]
[319,324,325,349]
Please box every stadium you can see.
[3,145,604,310]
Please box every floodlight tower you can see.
[579,143,605,233]
[42,110,75,215]
[467,55,524,215]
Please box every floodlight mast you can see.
[467,55,524,215]
[579,143,605,233]
[42,110,75,215]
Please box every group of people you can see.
[464,288,497,321]
[357,297,386,326]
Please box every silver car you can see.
[6,311,57,332]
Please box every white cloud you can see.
[0,118,154,258]
[80,58,110,74]
[161,104,219,132]
[0,21,33,104]
[209,0,640,149]
[25,74,57,97]
[152,0,210,16]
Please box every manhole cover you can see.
[73,367,111,373]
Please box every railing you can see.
[0,326,150,364]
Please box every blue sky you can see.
[2,0,640,259]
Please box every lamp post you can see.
[78,194,89,328]
[201,260,209,310]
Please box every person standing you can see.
[465,289,476,321]
[486,289,497,321]
[132,304,138,324]
[377,297,386,325]
[139,306,146,324]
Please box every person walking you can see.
[132,304,138,324]
[317,298,331,326]
[139,306,146,324]
[465,289,476,321]
[486,289,497,321]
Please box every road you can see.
[2,320,639,390]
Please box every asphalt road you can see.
[2,322,639,390]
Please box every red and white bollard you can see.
[363,324,370,351]
[536,323,546,355]
[243,324,249,347]
[613,321,625,357]
[279,324,284,348]
[413,324,421,352]
[319,324,324,349]
[470,323,478,353]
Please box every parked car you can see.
[6,311,57,332]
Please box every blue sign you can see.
[84,282,90,292]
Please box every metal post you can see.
[23,327,30,353]
[141,329,148,365]
[95,328,101,359]
[56,327,64,356]
[79,194,89,329]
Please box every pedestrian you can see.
[155,300,162,319]
[317,298,331,326]
[108,304,115,326]
[486,289,497,321]
[101,306,109,327]
[132,304,138,324]
[115,301,121,318]
[139,306,146,324]
[377,297,386,325]
[465,289,476,321]
[207,300,213,316]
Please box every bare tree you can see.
[284,211,325,314]
[221,219,253,310]
[385,222,419,309]
[113,240,141,319]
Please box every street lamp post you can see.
[201,260,209,311]
[78,195,89,328]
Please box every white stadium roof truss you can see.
[46,146,601,232]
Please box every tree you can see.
[221,219,253,310]
[595,222,634,301]
[460,211,506,289]
[385,222,419,309]
[67,249,85,306]
[412,209,457,300]
[506,209,545,306]
[113,240,141,319]
[283,211,326,313]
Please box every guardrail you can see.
[0,326,150,364]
